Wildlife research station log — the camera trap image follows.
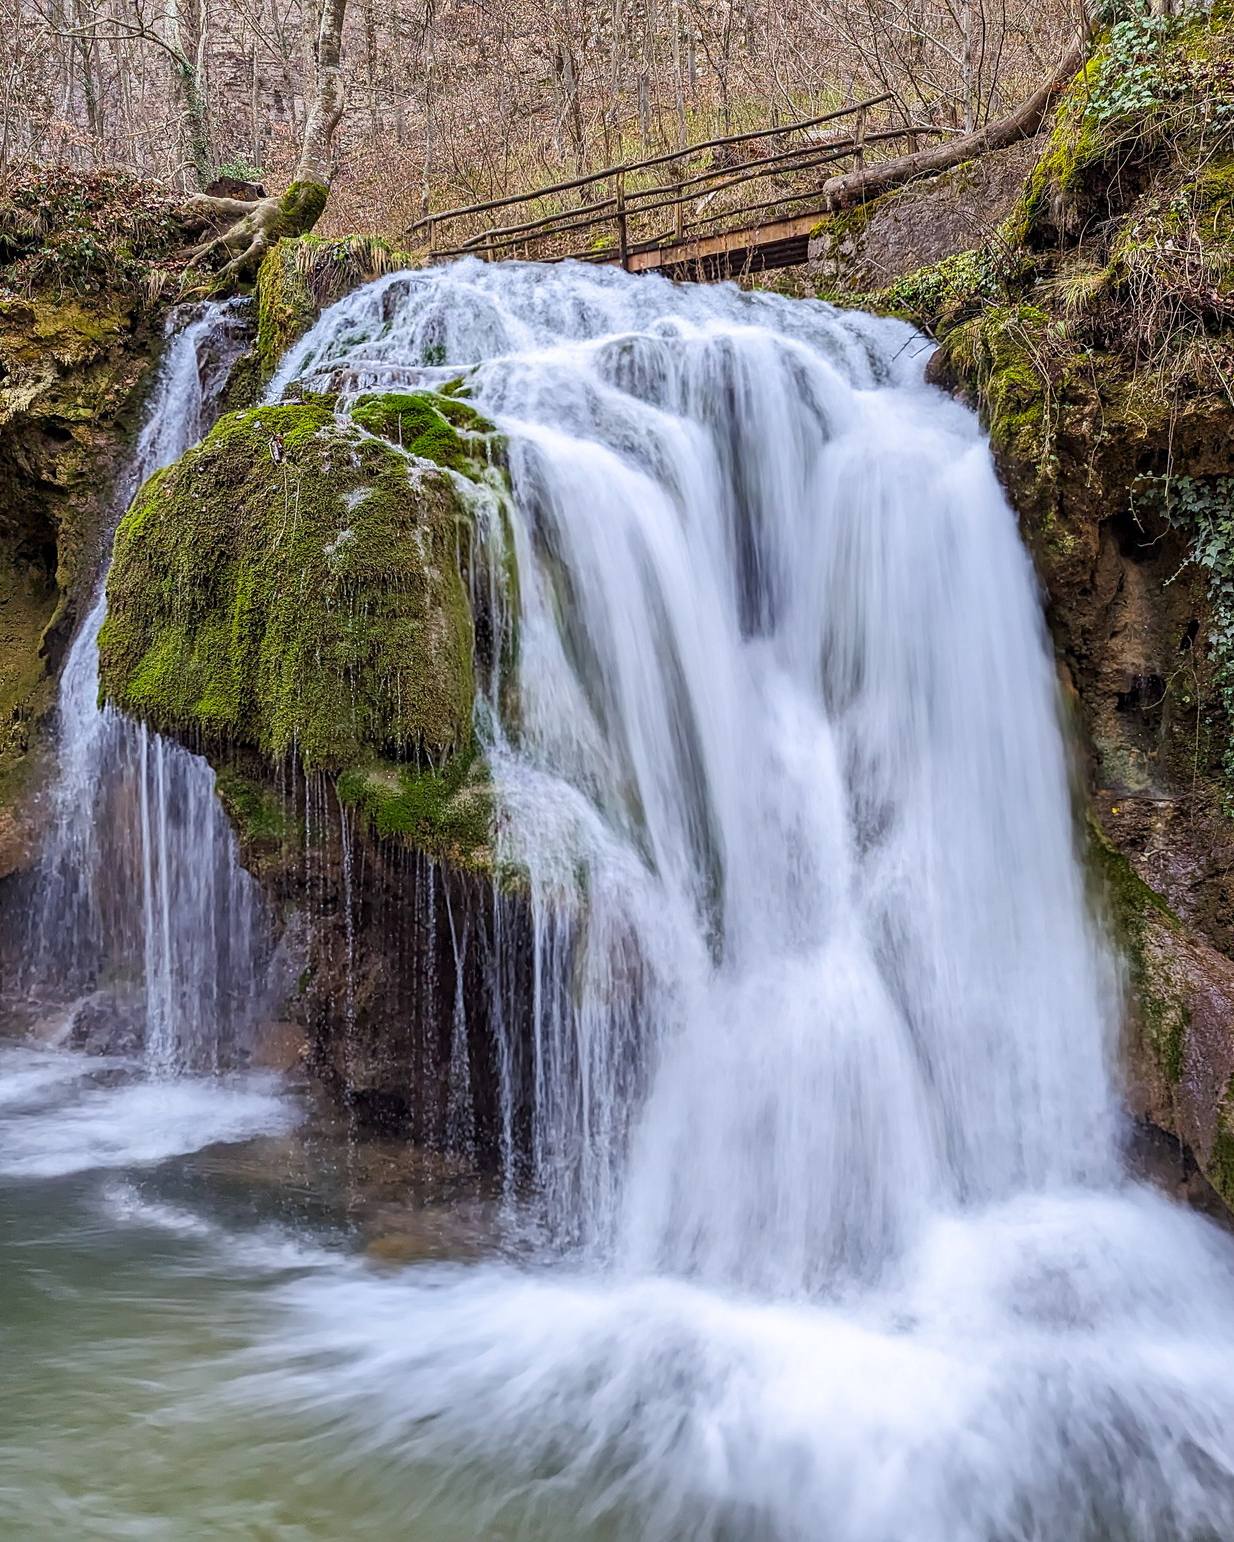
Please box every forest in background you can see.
[3,0,1082,237]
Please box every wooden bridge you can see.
[407,97,948,282]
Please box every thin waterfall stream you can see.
[2,263,1233,1540]
[16,300,279,1071]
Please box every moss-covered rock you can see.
[254,233,416,379]
[337,747,494,874]
[1088,817,1187,1095]
[1089,812,1234,1210]
[99,399,481,771]
[351,390,496,477]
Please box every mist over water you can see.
[259,260,1234,1538]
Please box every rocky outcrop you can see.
[0,170,186,876]
[819,2,1234,1205]
[98,377,520,1137]
[807,139,1040,291]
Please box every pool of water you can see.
[6,1037,1234,1542]
[0,1041,577,1540]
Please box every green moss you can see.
[279,180,329,231]
[1088,818,1187,1087]
[337,745,493,870]
[936,304,1054,471]
[99,401,479,771]
[1210,1079,1234,1206]
[214,766,297,847]
[351,390,500,478]
[846,248,1000,331]
[1008,56,1109,248]
[0,270,161,854]
[809,195,883,247]
[255,239,319,379]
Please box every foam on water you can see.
[0,1045,297,1179]
[249,258,1234,1538]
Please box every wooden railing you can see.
[407,96,947,271]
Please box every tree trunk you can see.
[167,0,214,188]
[182,0,349,283]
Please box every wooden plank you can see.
[625,209,828,275]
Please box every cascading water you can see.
[17,302,274,1071]
[256,260,1234,1540]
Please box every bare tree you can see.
[1,0,1084,245]
[184,0,348,278]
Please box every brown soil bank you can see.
[811,0,1234,1206]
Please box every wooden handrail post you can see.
[855,107,867,173]
[427,214,436,260]
[674,165,685,243]
[616,173,629,270]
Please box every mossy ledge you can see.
[254,233,416,380]
[1087,818,1187,1095]
[99,390,506,870]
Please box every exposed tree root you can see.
[178,0,346,290]
[180,181,329,287]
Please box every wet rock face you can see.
[65,990,146,1060]
[0,170,186,878]
[0,296,160,876]
[215,759,532,1154]
[806,140,1040,291]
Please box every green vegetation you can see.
[1088,818,1187,1089]
[0,167,181,297]
[1134,475,1234,783]
[214,766,299,848]
[351,389,500,477]
[337,745,493,872]
[99,385,510,872]
[0,190,171,861]
[1211,1079,1234,1201]
[99,400,479,770]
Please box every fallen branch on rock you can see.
[820,30,1092,214]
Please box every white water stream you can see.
[263,261,1234,1538]
[18,302,275,1071]
[2,263,1233,1540]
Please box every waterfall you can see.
[18,302,274,1072]
[278,260,1120,1254]
[259,260,1234,1541]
